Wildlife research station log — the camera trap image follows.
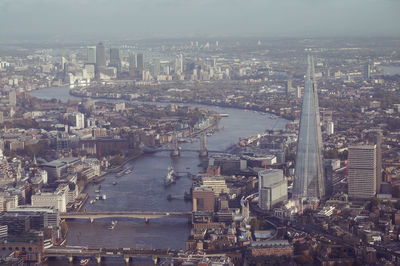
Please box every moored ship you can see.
[164,167,176,186]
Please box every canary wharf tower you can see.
[293,56,325,199]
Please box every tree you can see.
[110,155,124,166]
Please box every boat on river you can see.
[79,258,90,265]
[142,145,162,154]
[116,166,134,177]
[164,167,176,186]
[107,220,118,230]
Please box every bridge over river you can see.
[45,246,180,264]
[60,211,192,223]
[44,246,234,264]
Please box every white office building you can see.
[31,189,67,213]
[348,145,377,199]
[258,169,287,210]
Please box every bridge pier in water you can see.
[153,256,159,265]
[68,255,73,263]
[170,132,180,157]
[199,133,208,158]
[95,254,101,264]
[145,217,150,224]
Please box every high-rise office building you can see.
[364,62,371,80]
[8,90,16,106]
[286,79,292,95]
[153,58,160,77]
[258,169,287,211]
[175,54,183,74]
[296,87,302,98]
[327,121,334,135]
[60,56,67,70]
[109,48,121,73]
[87,46,96,64]
[348,145,377,199]
[95,42,106,76]
[129,53,137,71]
[136,53,144,71]
[375,131,382,193]
[293,56,325,199]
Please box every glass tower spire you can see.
[293,55,325,199]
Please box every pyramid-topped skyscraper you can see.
[293,56,325,199]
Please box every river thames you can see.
[30,86,288,264]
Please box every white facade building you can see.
[201,177,229,196]
[258,169,287,211]
[31,189,67,213]
[327,121,334,135]
[348,145,377,199]
[75,112,85,129]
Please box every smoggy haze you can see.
[0,0,399,40]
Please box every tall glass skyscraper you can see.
[87,46,96,64]
[109,48,121,73]
[293,56,325,199]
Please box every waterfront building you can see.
[201,176,229,196]
[293,56,325,199]
[258,169,287,211]
[208,153,247,175]
[40,157,80,183]
[192,187,215,212]
[8,206,60,230]
[0,213,30,234]
[31,189,67,213]
[348,145,377,199]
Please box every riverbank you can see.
[68,87,294,121]
[106,151,143,173]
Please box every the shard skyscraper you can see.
[293,56,325,199]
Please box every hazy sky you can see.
[1,0,399,39]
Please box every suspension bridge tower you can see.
[170,132,180,157]
[199,133,208,158]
